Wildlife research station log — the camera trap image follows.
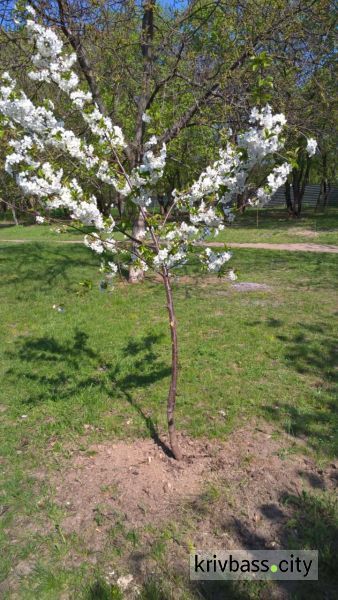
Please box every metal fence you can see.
[270,184,338,207]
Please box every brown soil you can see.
[288,228,319,238]
[55,435,208,538]
[1,239,338,253]
[149,274,272,291]
[231,282,272,291]
[53,423,337,554]
[206,242,338,253]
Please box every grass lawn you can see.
[0,241,337,598]
[216,207,338,246]
[1,207,338,245]
[0,222,94,242]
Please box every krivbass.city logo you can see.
[190,550,318,581]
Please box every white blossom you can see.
[84,233,105,254]
[306,138,317,157]
[153,248,169,267]
[70,89,93,108]
[267,162,291,193]
[25,5,36,16]
[107,261,118,274]
[203,248,232,272]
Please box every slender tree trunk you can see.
[162,266,182,460]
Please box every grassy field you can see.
[216,207,338,245]
[0,239,337,598]
[1,207,338,245]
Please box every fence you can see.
[270,184,338,208]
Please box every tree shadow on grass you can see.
[124,483,338,599]
[258,319,338,458]
[84,579,122,599]
[6,328,172,455]
[14,330,97,368]
[220,490,337,599]
[182,472,337,599]
[84,576,255,600]
[104,332,174,457]
[0,223,16,229]
[0,243,96,292]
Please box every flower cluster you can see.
[26,5,125,150]
[202,248,232,273]
[254,162,292,205]
[174,104,294,228]
[306,138,317,157]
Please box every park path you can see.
[206,241,338,253]
[1,239,338,253]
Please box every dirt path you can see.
[209,241,338,253]
[1,239,338,253]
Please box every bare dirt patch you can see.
[54,435,211,543]
[2,238,338,253]
[288,228,319,238]
[225,242,338,253]
[231,282,272,292]
[148,275,272,291]
[148,273,222,286]
[53,424,336,555]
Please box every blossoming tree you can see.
[0,6,317,459]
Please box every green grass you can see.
[0,222,93,242]
[1,207,338,245]
[215,207,338,245]
[0,241,337,598]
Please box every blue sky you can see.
[4,1,189,10]
[0,0,189,27]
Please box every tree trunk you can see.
[292,171,301,217]
[321,154,331,212]
[323,180,331,211]
[292,157,310,217]
[285,180,295,216]
[315,181,323,213]
[162,267,182,460]
[116,192,124,219]
[11,203,19,225]
[129,210,146,283]
[236,191,246,213]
